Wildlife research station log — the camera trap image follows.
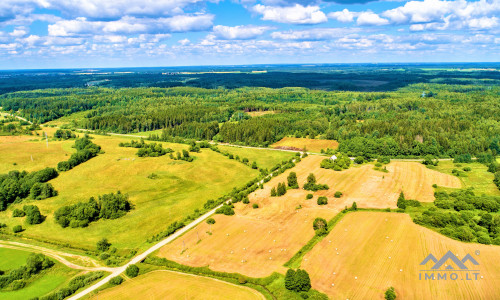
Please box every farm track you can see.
[0,240,109,271]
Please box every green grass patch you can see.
[0,248,32,270]
[0,248,82,300]
[430,161,500,196]
[218,145,295,170]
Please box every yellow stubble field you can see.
[301,211,500,300]
[90,270,265,300]
[158,155,460,277]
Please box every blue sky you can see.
[0,0,498,69]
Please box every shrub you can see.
[97,238,111,252]
[287,172,299,189]
[12,225,23,233]
[215,205,234,216]
[313,218,328,236]
[377,157,391,164]
[397,192,406,210]
[206,218,215,225]
[317,197,328,205]
[252,203,259,209]
[463,166,472,172]
[125,264,139,278]
[238,275,247,284]
[385,287,396,300]
[487,162,499,173]
[334,191,343,198]
[23,205,44,225]
[306,194,313,200]
[354,156,364,164]
[109,276,124,285]
[12,209,25,217]
[453,154,472,163]
[303,173,329,191]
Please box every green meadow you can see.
[0,248,81,300]
[0,134,259,251]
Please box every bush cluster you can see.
[320,153,351,171]
[57,137,101,171]
[284,269,311,292]
[0,167,58,210]
[413,189,500,244]
[0,254,54,290]
[54,191,132,228]
[34,272,105,300]
[303,173,329,191]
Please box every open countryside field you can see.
[158,155,459,277]
[431,161,500,196]
[218,145,295,169]
[0,248,82,300]
[271,137,338,152]
[301,211,500,300]
[0,135,74,173]
[90,270,265,300]
[0,134,258,250]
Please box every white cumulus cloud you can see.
[357,12,389,26]
[252,4,327,24]
[212,25,273,40]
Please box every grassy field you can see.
[0,247,32,270]
[0,134,258,250]
[0,248,81,300]
[0,135,75,173]
[430,161,500,196]
[158,155,461,277]
[271,137,338,152]
[301,211,500,300]
[90,270,264,300]
[217,145,295,169]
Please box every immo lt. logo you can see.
[419,250,481,281]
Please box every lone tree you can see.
[287,172,299,189]
[271,187,277,197]
[277,182,287,196]
[397,191,406,209]
[97,238,111,252]
[385,287,396,300]
[125,264,139,278]
[313,218,328,236]
[351,202,358,211]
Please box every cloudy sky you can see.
[0,0,499,69]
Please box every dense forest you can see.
[1,76,499,158]
[1,64,499,94]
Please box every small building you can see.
[330,155,337,160]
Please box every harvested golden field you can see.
[247,110,276,117]
[302,212,500,300]
[158,155,461,277]
[283,156,460,206]
[91,270,264,300]
[0,136,74,173]
[271,137,338,152]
